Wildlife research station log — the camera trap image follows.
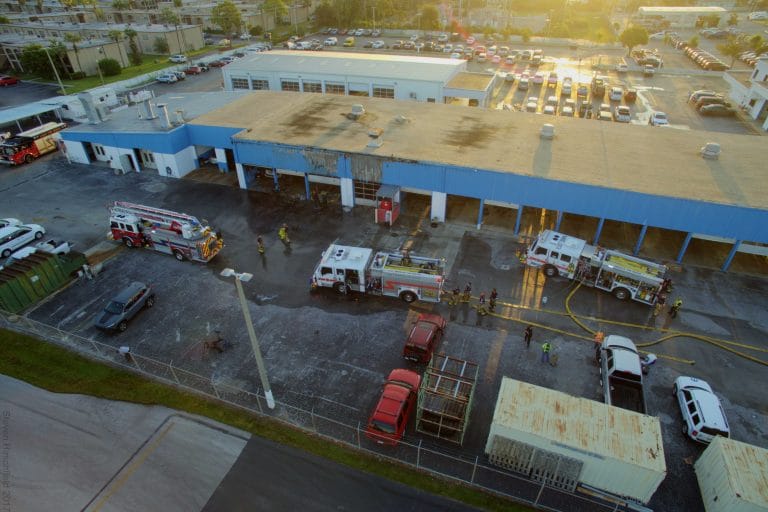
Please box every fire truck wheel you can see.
[613,288,630,300]
[173,250,186,261]
[333,282,346,294]
[1,249,10,258]
[34,231,44,239]
[24,154,34,164]
[543,265,557,278]
[400,291,417,303]
[122,238,134,248]
[117,321,128,332]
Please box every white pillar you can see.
[340,177,355,208]
[431,191,447,223]
[214,147,228,172]
[235,163,246,189]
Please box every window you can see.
[535,247,548,256]
[560,254,572,263]
[320,266,332,275]
[551,251,559,260]
[353,180,379,201]
[303,81,322,93]
[281,80,299,92]
[231,77,250,89]
[251,79,269,90]
[372,86,394,99]
[325,82,345,95]
[427,98,436,103]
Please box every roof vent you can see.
[700,142,720,160]
[368,128,383,138]
[347,104,365,120]
[394,115,409,124]
[540,123,555,140]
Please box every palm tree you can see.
[160,8,182,54]
[124,27,141,66]
[108,29,127,67]
[63,33,83,74]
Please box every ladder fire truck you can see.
[108,202,223,263]
[0,122,66,165]
[311,244,445,303]
[525,230,668,306]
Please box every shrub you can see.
[98,58,121,76]
[70,71,87,79]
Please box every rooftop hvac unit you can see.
[700,142,720,160]
[540,123,555,140]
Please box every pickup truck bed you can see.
[606,374,646,414]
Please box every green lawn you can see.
[0,328,531,512]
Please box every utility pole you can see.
[372,6,376,32]
[41,47,66,96]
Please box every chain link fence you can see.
[1,311,636,512]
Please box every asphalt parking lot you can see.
[3,156,767,511]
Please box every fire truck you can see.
[0,122,66,165]
[525,230,668,306]
[311,244,445,303]
[108,202,223,263]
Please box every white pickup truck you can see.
[2,239,74,268]
[597,335,647,414]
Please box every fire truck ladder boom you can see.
[111,201,202,227]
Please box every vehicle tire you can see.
[672,384,678,397]
[145,296,155,308]
[1,249,10,258]
[613,287,630,300]
[400,291,417,303]
[173,250,185,261]
[123,237,134,248]
[681,423,689,437]
[333,282,347,295]
[543,265,558,278]
[117,321,128,332]
[24,154,33,164]
[34,231,44,239]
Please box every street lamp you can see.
[40,46,66,96]
[220,268,275,409]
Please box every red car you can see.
[0,75,20,86]
[208,60,226,67]
[365,369,421,446]
[184,66,203,75]
[402,313,445,364]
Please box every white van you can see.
[674,376,730,444]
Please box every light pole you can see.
[220,268,275,409]
[372,6,376,32]
[41,46,66,96]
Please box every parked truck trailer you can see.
[485,377,666,506]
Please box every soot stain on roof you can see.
[282,97,337,136]
[443,116,503,149]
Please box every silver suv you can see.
[94,282,155,332]
[674,376,730,444]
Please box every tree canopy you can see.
[20,43,67,80]
[262,0,288,20]
[619,25,648,53]
[211,0,242,36]
[420,5,440,30]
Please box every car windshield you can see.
[370,419,396,434]
[105,301,124,314]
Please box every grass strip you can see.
[0,328,530,512]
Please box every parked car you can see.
[372,40,386,49]
[371,29,381,37]
[365,369,421,445]
[525,97,538,112]
[402,313,446,364]
[208,60,226,68]
[94,282,156,332]
[156,73,178,84]
[169,54,187,63]
[674,376,730,443]
[547,72,558,87]
[695,96,729,109]
[624,88,637,102]
[615,63,628,73]
[517,76,529,91]
[688,90,719,103]
[649,111,669,126]
[195,63,210,71]
[220,56,237,64]
[543,105,556,115]
[609,86,623,102]
[643,64,656,76]
[614,105,631,123]
[504,72,516,83]
[476,52,487,62]
[576,84,588,98]
[0,224,45,258]
[532,72,545,85]
[324,36,338,46]
[0,218,21,229]
[343,36,355,47]
[561,77,572,96]
[184,66,203,75]
[699,104,737,116]
[172,71,186,81]
[561,106,574,117]
[598,103,613,121]
[0,75,20,86]
[218,39,231,46]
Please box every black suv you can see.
[94,282,155,332]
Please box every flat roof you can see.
[492,378,666,473]
[191,91,768,210]
[3,21,197,32]
[225,50,465,83]
[699,437,768,507]
[66,91,251,134]
[638,6,727,13]
[445,72,495,91]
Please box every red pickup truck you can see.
[365,369,421,446]
[402,313,445,364]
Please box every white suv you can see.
[0,224,45,258]
[674,376,730,444]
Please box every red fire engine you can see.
[0,122,66,165]
[108,202,223,263]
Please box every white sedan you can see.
[372,40,386,49]
[169,54,187,63]
[649,111,669,126]
[0,224,45,258]
[0,218,21,229]
[614,106,631,123]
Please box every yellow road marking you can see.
[91,420,176,511]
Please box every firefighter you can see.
[278,223,290,245]
[462,282,472,302]
[489,288,498,312]
[476,292,487,316]
[257,236,265,254]
[449,287,460,306]
[669,298,683,318]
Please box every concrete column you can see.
[235,163,246,189]
[430,191,446,223]
[677,233,693,263]
[476,199,484,230]
[214,148,227,172]
[272,168,279,191]
[593,218,605,245]
[555,211,563,231]
[722,240,741,272]
[304,173,311,200]
[514,206,523,236]
[634,224,648,256]
[340,177,355,208]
